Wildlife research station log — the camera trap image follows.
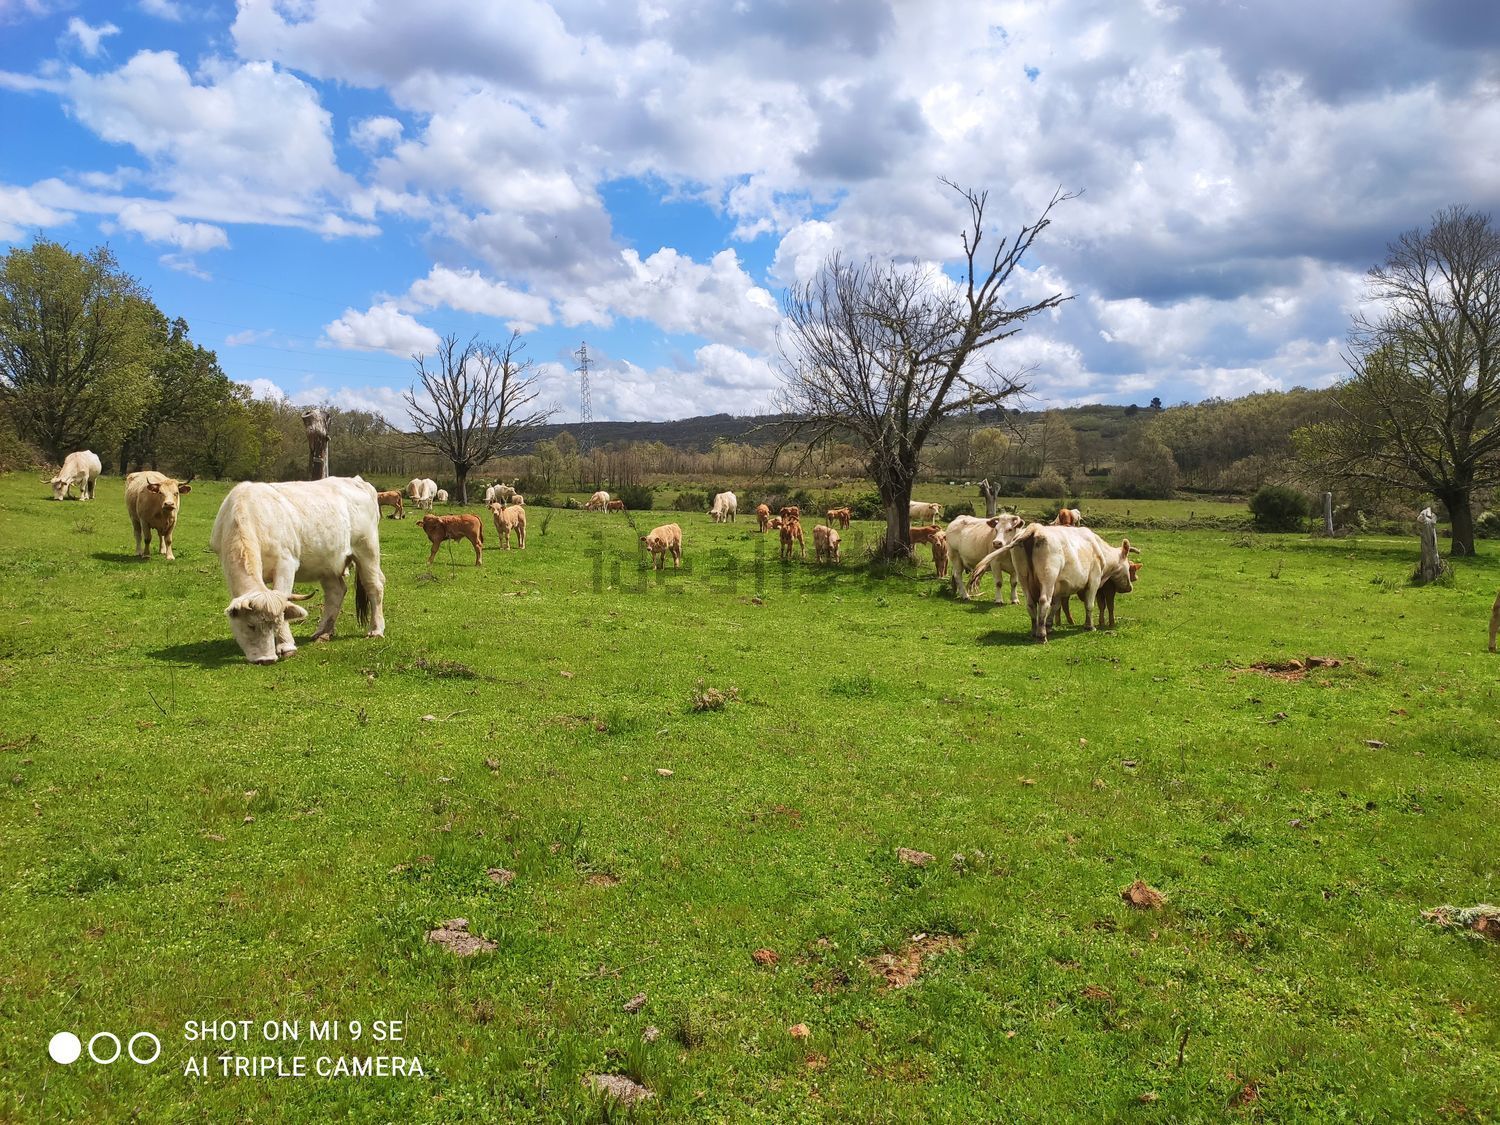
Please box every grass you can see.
[1,474,1498,1121]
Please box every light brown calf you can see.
[814,524,841,564]
[1056,561,1141,627]
[756,503,771,531]
[376,490,405,519]
[779,505,801,521]
[419,513,483,565]
[780,516,805,561]
[125,470,192,560]
[767,515,783,531]
[826,506,852,529]
[606,499,625,512]
[640,523,683,569]
[489,502,527,549]
[908,524,943,546]
[930,529,948,578]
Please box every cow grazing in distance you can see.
[435,489,449,504]
[779,505,801,522]
[49,450,102,501]
[586,490,610,511]
[1000,524,1139,642]
[945,514,1026,603]
[641,523,683,569]
[489,503,527,549]
[376,490,405,519]
[910,500,943,523]
[125,471,192,560]
[930,529,949,579]
[485,482,516,506]
[407,478,438,511]
[209,476,385,664]
[826,506,852,529]
[1052,507,1083,527]
[606,499,625,512]
[780,516,805,561]
[419,513,483,565]
[814,524,841,564]
[756,503,771,531]
[710,491,737,522]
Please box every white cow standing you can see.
[710,491,737,523]
[210,476,386,664]
[585,490,610,511]
[484,482,515,506]
[992,524,1138,642]
[910,500,944,523]
[945,514,1025,603]
[406,477,438,511]
[49,450,102,501]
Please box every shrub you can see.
[846,490,884,521]
[616,484,654,511]
[1249,484,1309,532]
[944,501,975,518]
[1024,470,1069,499]
[1476,510,1500,539]
[672,490,708,512]
[525,494,555,509]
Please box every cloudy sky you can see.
[2,0,1497,424]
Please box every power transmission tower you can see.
[575,341,594,428]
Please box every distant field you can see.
[2,473,1497,1121]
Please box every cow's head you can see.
[1107,541,1141,591]
[986,512,1025,550]
[145,478,190,517]
[418,514,441,534]
[48,473,68,500]
[225,590,308,664]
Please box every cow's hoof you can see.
[252,657,278,666]
[277,644,298,658]
[366,629,384,638]
[311,634,332,644]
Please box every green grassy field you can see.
[1,474,1497,1122]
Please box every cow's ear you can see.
[986,518,998,527]
[146,482,161,493]
[283,602,309,623]
[178,484,191,493]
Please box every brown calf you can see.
[640,523,683,569]
[780,516,805,561]
[606,499,626,512]
[1052,507,1083,527]
[779,505,801,521]
[826,506,852,529]
[930,529,949,578]
[908,524,943,546]
[813,524,841,564]
[489,502,527,549]
[376,489,405,519]
[756,503,771,531]
[419,513,483,565]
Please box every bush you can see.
[672,490,708,512]
[525,494,556,509]
[845,490,884,521]
[944,501,975,519]
[615,484,654,511]
[1024,470,1069,499]
[1249,484,1309,532]
[1476,510,1500,539]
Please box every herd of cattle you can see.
[43,453,1140,662]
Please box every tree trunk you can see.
[1322,492,1334,536]
[453,465,470,505]
[1444,491,1476,556]
[1416,507,1445,583]
[878,476,914,559]
[302,408,329,480]
[979,478,998,518]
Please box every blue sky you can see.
[2,0,1497,424]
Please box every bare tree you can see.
[1297,205,1500,555]
[404,332,553,503]
[773,181,1074,556]
[302,406,329,479]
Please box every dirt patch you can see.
[585,872,621,887]
[865,933,964,989]
[1422,904,1500,942]
[896,847,936,867]
[426,918,495,956]
[1247,655,1344,681]
[1121,879,1167,910]
[752,947,780,966]
[583,1074,653,1105]
[486,867,515,886]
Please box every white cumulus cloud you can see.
[324,302,441,357]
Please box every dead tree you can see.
[774,181,1074,558]
[979,478,998,518]
[1416,506,1446,584]
[403,332,553,504]
[1489,589,1500,652]
[302,407,329,479]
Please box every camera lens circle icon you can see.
[128,1032,162,1064]
[49,1032,82,1065]
[88,1032,122,1064]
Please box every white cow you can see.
[435,489,449,504]
[484,482,516,506]
[991,524,1138,642]
[209,476,386,665]
[910,500,943,523]
[585,490,610,511]
[406,477,438,511]
[945,514,1025,603]
[125,471,191,560]
[710,491,737,523]
[49,450,102,501]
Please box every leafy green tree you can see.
[0,239,158,462]
[1108,426,1180,499]
[118,312,234,473]
[1296,205,1500,555]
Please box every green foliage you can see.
[1250,483,1310,531]
[1024,469,1068,498]
[845,489,884,520]
[615,483,654,511]
[944,500,975,518]
[1107,426,1180,499]
[1476,510,1500,538]
[672,489,709,512]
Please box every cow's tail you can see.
[349,553,372,631]
[1014,525,1043,605]
[477,517,485,546]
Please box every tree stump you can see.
[1489,590,1499,653]
[978,478,998,518]
[302,408,329,480]
[1416,507,1445,584]
[1322,491,1334,536]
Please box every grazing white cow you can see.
[125,471,191,560]
[484,482,515,506]
[406,477,438,511]
[585,490,610,511]
[49,450,102,501]
[710,491,737,523]
[910,500,943,523]
[995,524,1138,642]
[944,514,1025,603]
[209,476,386,665]
[435,489,449,504]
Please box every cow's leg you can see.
[1081,581,1099,630]
[161,524,174,561]
[132,516,145,557]
[427,539,440,564]
[473,536,482,566]
[1034,592,1051,641]
[312,571,347,642]
[952,558,968,600]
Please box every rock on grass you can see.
[896,847,936,867]
[584,1074,653,1105]
[1121,879,1167,910]
[426,918,495,956]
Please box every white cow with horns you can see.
[210,476,386,664]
